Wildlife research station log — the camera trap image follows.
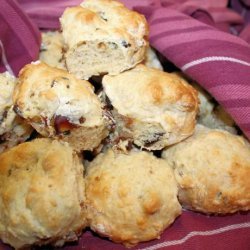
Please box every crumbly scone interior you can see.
[66,40,128,79]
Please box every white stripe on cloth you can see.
[139,222,250,250]
[181,56,250,71]
[0,39,15,75]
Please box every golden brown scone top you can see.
[0,139,87,249]
[86,149,181,247]
[103,64,198,118]
[61,0,148,49]
[162,125,250,214]
[13,62,104,136]
[103,64,199,148]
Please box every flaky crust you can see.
[102,65,199,150]
[0,72,33,153]
[60,0,148,79]
[162,125,250,214]
[0,139,87,249]
[39,31,66,69]
[13,62,108,151]
[86,149,181,247]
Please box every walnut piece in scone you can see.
[39,31,66,69]
[102,64,199,150]
[13,62,108,152]
[60,0,148,80]
[0,139,87,249]
[0,72,33,153]
[86,149,181,247]
[162,125,250,214]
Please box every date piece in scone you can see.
[60,0,148,80]
[39,31,66,70]
[0,72,33,153]
[162,125,250,214]
[102,64,199,150]
[13,62,108,152]
[0,139,87,249]
[86,149,181,247]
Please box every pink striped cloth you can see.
[0,210,249,250]
[0,0,40,75]
[0,1,250,249]
[231,0,250,43]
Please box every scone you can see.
[60,0,148,80]
[162,125,250,214]
[190,81,214,118]
[0,72,33,153]
[86,149,181,247]
[102,64,199,150]
[198,104,237,134]
[144,47,163,70]
[171,73,237,134]
[191,81,237,134]
[13,62,108,152]
[39,31,66,69]
[0,139,87,249]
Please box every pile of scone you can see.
[0,0,249,249]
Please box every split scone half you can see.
[0,72,33,153]
[13,62,108,152]
[162,125,250,214]
[60,0,148,80]
[86,149,181,247]
[0,139,87,249]
[102,64,199,150]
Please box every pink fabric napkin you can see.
[65,211,250,250]
[0,211,249,250]
[0,0,40,75]
[0,1,250,249]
